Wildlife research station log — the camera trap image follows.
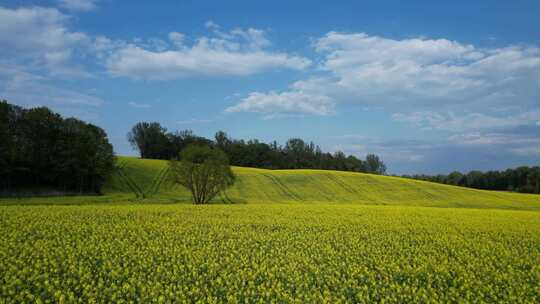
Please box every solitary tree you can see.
[170,145,235,204]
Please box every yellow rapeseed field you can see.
[1,204,539,302]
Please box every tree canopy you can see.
[169,145,235,204]
[0,100,114,195]
[127,122,170,159]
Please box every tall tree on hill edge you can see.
[127,122,170,159]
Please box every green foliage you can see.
[0,100,114,194]
[128,123,212,160]
[0,100,12,179]
[127,122,170,159]
[365,153,387,175]
[170,145,235,204]
[1,204,540,302]
[404,166,540,194]
[127,123,386,174]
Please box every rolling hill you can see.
[102,156,540,210]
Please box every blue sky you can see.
[1,0,539,174]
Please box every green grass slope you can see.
[103,156,540,210]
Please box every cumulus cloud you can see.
[0,64,103,110]
[58,0,97,12]
[105,24,311,80]
[168,32,185,48]
[313,32,540,108]
[1,10,106,114]
[229,32,540,128]
[0,6,91,77]
[225,91,334,117]
[0,5,104,118]
[2,9,309,80]
[1,6,315,122]
[0,6,86,54]
[447,129,540,158]
[391,110,540,131]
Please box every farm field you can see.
[1,157,540,302]
[1,204,540,302]
[3,156,539,210]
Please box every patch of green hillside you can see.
[101,156,540,210]
[105,157,172,198]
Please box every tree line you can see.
[401,166,540,194]
[0,100,114,195]
[128,122,387,174]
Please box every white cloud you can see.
[2,10,301,80]
[313,32,539,108]
[0,64,103,110]
[92,35,126,59]
[230,28,271,50]
[168,32,185,48]
[225,91,334,117]
[448,132,540,146]
[392,110,540,131]
[0,6,91,77]
[127,101,151,108]
[229,32,540,124]
[0,6,87,53]
[204,21,271,50]
[205,20,220,30]
[106,23,311,80]
[446,131,540,158]
[0,6,103,119]
[58,0,97,12]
